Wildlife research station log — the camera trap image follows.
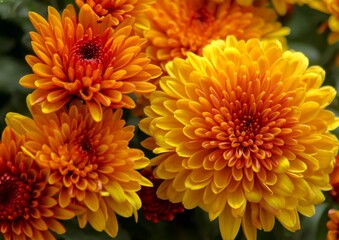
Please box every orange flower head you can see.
[20,4,162,122]
[139,36,339,240]
[6,96,153,238]
[0,127,74,240]
[327,209,339,240]
[75,0,155,29]
[145,0,290,71]
[330,155,339,202]
[138,168,185,223]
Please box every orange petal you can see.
[53,207,75,220]
[41,95,72,113]
[79,4,98,30]
[44,218,66,234]
[46,89,70,103]
[19,74,39,88]
[86,100,103,122]
[59,187,71,208]
[30,89,49,105]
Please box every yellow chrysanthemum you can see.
[309,0,339,44]
[20,4,162,122]
[75,0,155,29]
[144,0,290,71]
[0,127,74,240]
[139,36,339,240]
[6,96,152,238]
[271,0,310,15]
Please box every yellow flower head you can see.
[20,4,162,122]
[0,127,74,240]
[6,96,152,238]
[310,0,339,44]
[271,0,310,15]
[139,36,339,240]
[144,0,290,71]
[75,0,155,29]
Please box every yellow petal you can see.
[84,191,100,212]
[104,181,126,203]
[88,206,106,231]
[104,211,118,237]
[242,207,257,240]
[219,206,242,240]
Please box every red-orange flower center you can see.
[190,7,214,27]
[70,36,105,70]
[180,7,216,54]
[0,173,32,221]
[67,135,98,177]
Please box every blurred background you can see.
[0,0,338,239]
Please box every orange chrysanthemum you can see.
[0,127,74,240]
[330,155,339,202]
[327,209,339,240]
[139,36,339,240]
[20,4,162,122]
[6,96,152,238]
[75,0,155,29]
[138,168,185,223]
[144,0,290,70]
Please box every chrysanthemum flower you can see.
[0,127,74,240]
[6,96,153,238]
[309,0,339,44]
[138,168,185,223]
[270,0,310,15]
[327,209,339,240]
[233,0,309,16]
[75,0,155,29]
[144,0,290,70]
[20,4,162,122]
[139,36,339,240]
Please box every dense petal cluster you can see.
[6,97,152,237]
[0,127,74,240]
[144,0,289,70]
[75,0,155,29]
[138,168,185,223]
[140,36,339,240]
[20,4,162,122]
